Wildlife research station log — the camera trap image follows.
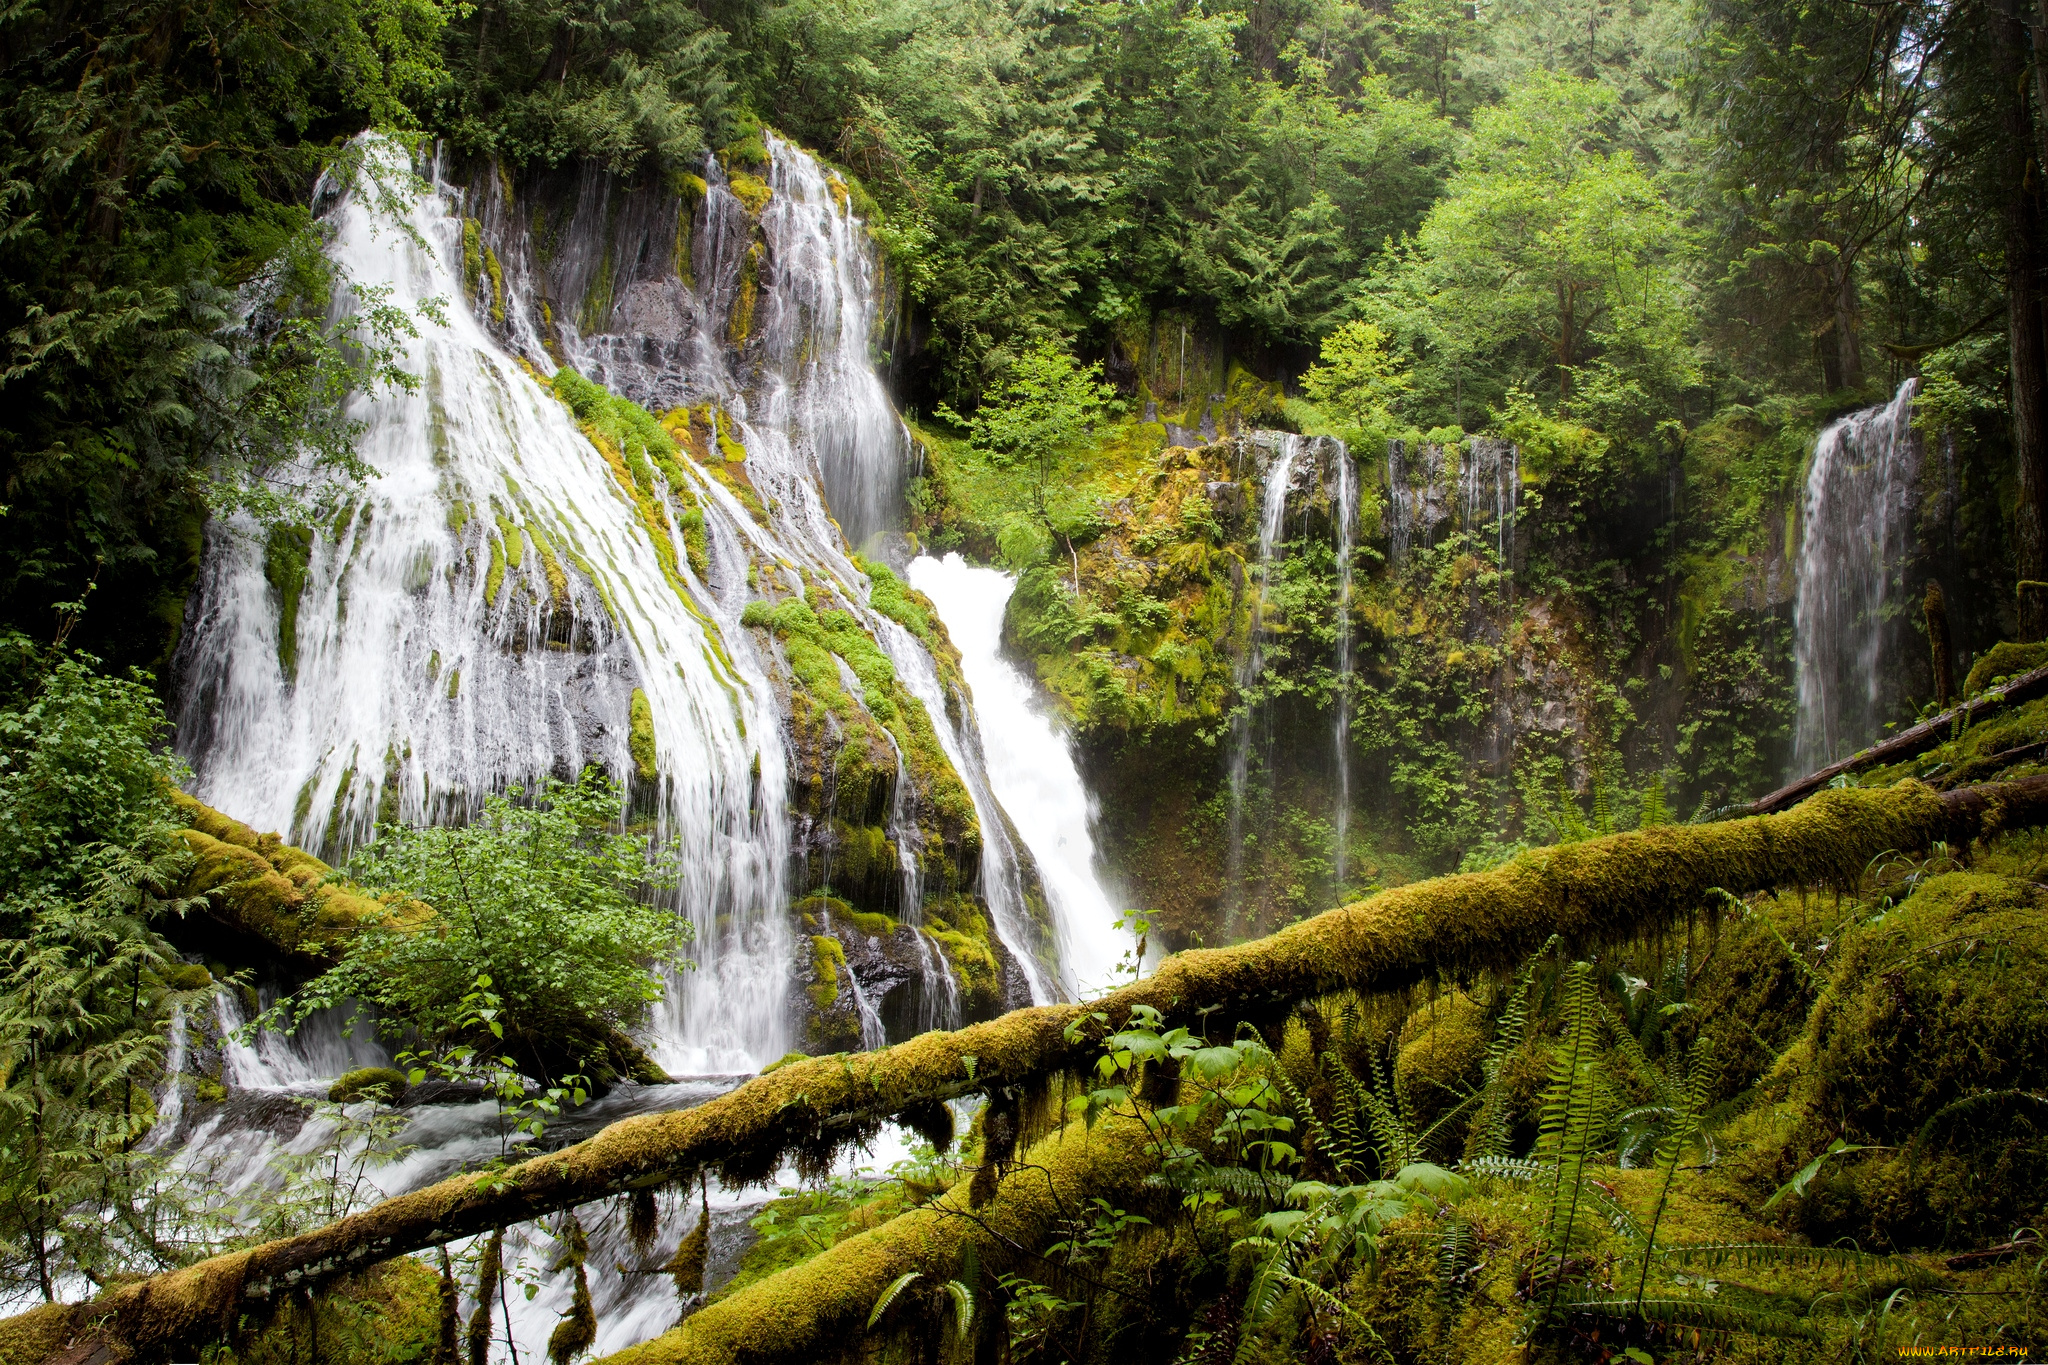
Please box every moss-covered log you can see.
[1745,664,2048,814]
[609,1115,1158,1365]
[14,775,2048,1365]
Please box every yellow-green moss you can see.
[484,533,506,605]
[808,934,846,1013]
[1963,638,2048,696]
[42,779,2043,1365]
[460,218,482,300]
[729,242,762,344]
[328,1067,410,1104]
[203,1258,441,1364]
[483,245,505,326]
[726,173,772,215]
[263,523,313,683]
[1394,989,1487,1130]
[629,688,658,782]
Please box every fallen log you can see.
[1744,663,2048,816]
[14,775,2048,1365]
[608,1113,1159,1365]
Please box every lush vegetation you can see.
[7,0,2048,1358]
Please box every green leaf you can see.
[868,1271,921,1329]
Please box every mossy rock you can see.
[1781,869,2048,1248]
[1963,639,2048,697]
[211,1258,441,1364]
[160,961,213,992]
[1393,990,1486,1137]
[329,1067,411,1105]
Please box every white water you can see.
[148,132,1116,1358]
[1793,378,1921,770]
[177,141,792,1075]
[1225,435,1303,916]
[908,553,1126,998]
[1331,448,1356,890]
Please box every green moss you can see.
[483,244,505,325]
[445,667,460,700]
[58,779,2044,1363]
[1963,638,2048,696]
[726,172,772,214]
[202,1258,441,1364]
[484,533,506,606]
[1776,869,2048,1248]
[1394,989,1487,1131]
[807,934,846,1014]
[264,523,314,683]
[328,1066,410,1104]
[460,217,482,299]
[629,688,658,783]
[854,556,931,641]
[729,242,762,343]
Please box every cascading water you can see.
[1793,378,1922,771]
[151,130,1122,1358]
[1226,435,1302,915]
[1331,448,1356,889]
[907,553,1126,998]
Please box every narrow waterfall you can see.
[1331,447,1356,889]
[1226,435,1302,916]
[1793,378,1921,771]
[908,553,1127,997]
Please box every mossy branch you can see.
[16,776,2048,1364]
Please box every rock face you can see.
[914,390,1812,944]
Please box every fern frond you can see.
[1537,963,1603,1259]
[1662,1242,1940,1286]
[1319,1051,1379,1179]
[1555,1292,1821,1340]
[1269,1055,1339,1173]
[1468,936,1559,1161]
[1460,1155,1541,1183]
[1911,1089,2048,1160]
[1364,1045,1414,1173]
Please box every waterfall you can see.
[1793,378,1921,771]
[1331,447,1356,889]
[175,139,792,1076]
[907,553,1127,997]
[149,130,1115,1357]
[1226,435,1303,917]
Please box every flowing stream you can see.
[1793,378,1921,770]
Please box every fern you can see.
[1318,1051,1382,1181]
[1631,1037,1716,1306]
[1535,962,1605,1268]
[1662,1242,1941,1288]
[1460,1155,1542,1182]
[1469,936,1559,1160]
[1363,1045,1414,1173]
[1909,1088,2048,1163]
[1551,1291,1822,1341]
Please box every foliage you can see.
[0,0,447,661]
[0,631,192,930]
[265,769,692,1076]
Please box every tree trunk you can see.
[1998,3,2048,638]
[1926,580,1955,709]
[1833,257,1864,391]
[22,775,2048,1365]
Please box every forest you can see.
[5,0,2048,1360]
